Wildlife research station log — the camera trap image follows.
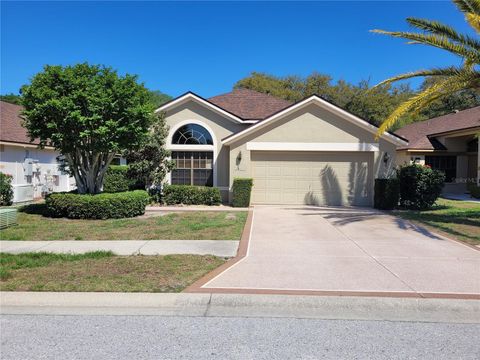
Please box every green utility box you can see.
[0,208,17,229]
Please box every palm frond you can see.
[371,29,480,62]
[376,70,480,137]
[453,0,480,16]
[466,12,480,33]
[406,17,480,50]
[372,67,463,89]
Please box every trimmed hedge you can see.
[397,164,445,210]
[103,165,131,193]
[0,172,14,206]
[103,165,144,193]
[374,178,399,210]
[163,185,221,206]
[467,181,480,199]
[232,178,253,208]
[45,190,150,219]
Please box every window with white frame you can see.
[171,124,214,186]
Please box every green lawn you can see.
[0,204,247,241]
[0,252,225,292]
[393,198,480,246]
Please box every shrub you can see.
[0,172,14,206]
[232,178,253,207]
[163,185,221,205]
[103,165,144,193]
[397,164,445,210]
[467,181,480,199]
[374,178,399,210]
[45,190,149,219]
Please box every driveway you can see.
[200,206,480,296]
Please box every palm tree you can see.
[371,0,480,136]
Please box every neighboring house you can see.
[159,89,407,206]
[395,107,480,195]
[0,101,75,202]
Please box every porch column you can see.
[477,138,480,186]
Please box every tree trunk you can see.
[66,151,115,194]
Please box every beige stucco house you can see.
[159,89,408,206]
[395,106,480,195]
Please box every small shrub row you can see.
[232,178,253,207]
[0,172,14,206]
[162,185,221,206]
[103,165,144,193]
[374,178,399,210]
[46,190,150,219]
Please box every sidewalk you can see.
[0,240,239,257]
[146,205,249,212]
[1,292,479,323]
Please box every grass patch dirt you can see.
[393,198,480,246]
[0,252,225,292]
[0,205,247,241]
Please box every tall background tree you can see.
[235,68,479,131]
[371,0,480,134]
[0,93,22,105]
[235,72,418,129]
[125,112,174,190]
[148,90,172,108]
[21,63,155,194]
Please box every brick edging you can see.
[184,207,253,292]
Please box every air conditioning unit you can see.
[13,184,34,203]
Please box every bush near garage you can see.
[232,178,253,208]
[467,181,480,199]
[397,164,445,210]
[0,172,14,206]
[374,178,400,210]
[162,185,221,206]
[103,165,144,193]
[45,190,150,219]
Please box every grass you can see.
[0,204,247,240]
[0,252,225,292]
[393,198,480,246]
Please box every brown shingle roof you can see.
[208,88,292,120]
[395,106,480,150]
[0,101,39,145]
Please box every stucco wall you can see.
[164,100,249,191]
[0,144,74,201]
[228,103,399,187]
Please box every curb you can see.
[1,292,479,323]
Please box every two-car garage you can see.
[250,151,373,206]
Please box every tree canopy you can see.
[0,93,22,105]
[234,71,480,130]
[148,90,172,108]
[21,63,155,194]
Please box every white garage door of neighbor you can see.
[251,151,373,206]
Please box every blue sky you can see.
[1,1,470,98]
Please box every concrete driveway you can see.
[201,206,480,297]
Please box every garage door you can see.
[251,151,373,206]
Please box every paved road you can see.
[204,206,480,295]
[1,314,479,359]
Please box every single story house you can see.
[0,101,76,202]
[158,89,408,206]
[395,106,479,195]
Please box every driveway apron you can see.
[202,206,480,296]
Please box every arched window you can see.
[172,124,213,145]
[171,123,214,187]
